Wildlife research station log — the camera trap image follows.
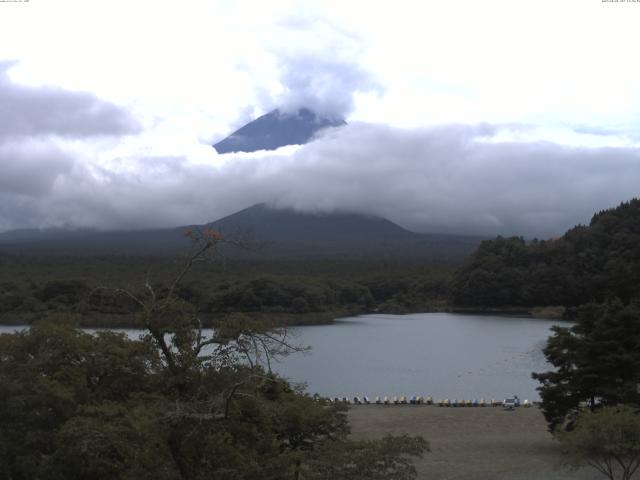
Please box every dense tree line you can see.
[0,256,454,327]
[451,199,640,308]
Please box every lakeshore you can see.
[2,312,561,401]
[348,405,601,480]
[0,304,566,329]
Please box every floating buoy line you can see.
[315,395,537,408]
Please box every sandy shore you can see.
[348,405,602,480]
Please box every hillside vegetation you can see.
[0,257,454,327]
[4,200,639,327]
[451,199,640,310]
[0,204,482,260]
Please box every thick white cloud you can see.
[0,61,140,140]
[274,53,379,120]
[1,123,638,238]
[265,15,381,120]
[0,62,140,229]
[0,140,74,196]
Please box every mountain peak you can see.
[210,203,414,237]
[213,108,345,154]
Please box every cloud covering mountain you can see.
[1,95,638,238]
[267,15,380,120]
[1,2,639,238]
[213,108,346,153]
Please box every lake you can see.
[0,313,560,401]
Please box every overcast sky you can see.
[0,0,639,237]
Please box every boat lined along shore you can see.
[321,395,534,409]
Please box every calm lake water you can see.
[0,313,560,400]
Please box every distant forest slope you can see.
[451,199,640,308]
[208,204,482,260]
[0,204,480,326]
[0,256,457,327]
[0,204,482,261]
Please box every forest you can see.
[450,199,640,311]
[0,255,454,327]
[2,199,639,329]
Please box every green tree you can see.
[451,198,640,309]
[556,405,640,480]
[533,299,640,431]
[0,321,161,479]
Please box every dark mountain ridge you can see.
[0,204,482,260]
[210,203,414,241]
[213,108,345,154]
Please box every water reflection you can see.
[273,313,560,400]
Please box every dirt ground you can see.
[348,405,604,480]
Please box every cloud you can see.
[265,16,381,120]
[1,123,638,238]
[274,53,379,120]
[253,124,640,238]
[0,61,140,141]
[0,140,74,196]
[0,61,141,218]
